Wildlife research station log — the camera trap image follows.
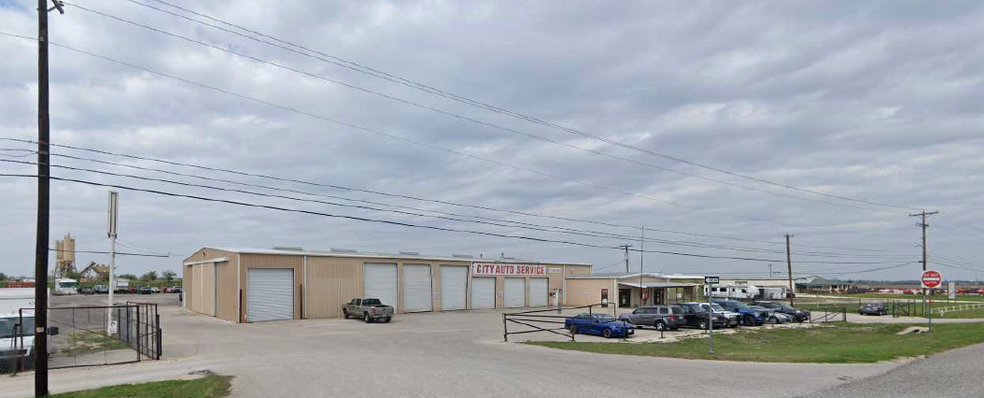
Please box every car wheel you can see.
[698,320,708,330]
[343,310,349,319]
[742,315,754,326]
[569,325,578,334]
[655,321,665,331]
[768,316,777,324]
[364,313,372,323]
[602,328,613,338]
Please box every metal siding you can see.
[402,264,432,312]
[504,278,526,308]
[195,265,204,313]
[363,263,398,307]
[440,266,468,310]
[247,268,295,322]
[215,261,238,322]
[202,263,215,316]
[470,277,496,309]
[305,256,361,319]
[529,278,548,307]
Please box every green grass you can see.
[47,374,233,398]
[527,323,984,363]
[55,331,130,357]
[825,293,984,302]
[934,307,984,319]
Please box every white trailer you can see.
[54,278,78,295]
[704,284,761,300]
[1,288,57,371]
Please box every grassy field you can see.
[55,331,130,357]
[47,374,232,398]
[528,323,984,363]
[822,293,984,302]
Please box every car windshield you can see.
[670,307,684,315]
[0,317,35,339]
[362,299,382,305]
[593,315,617,322]
[688,305,708,313]
[718,301,748,309]
[710,303,726,311]
[776,303,796,310]
[59,281,78,288]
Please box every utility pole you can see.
[107,192,119,332]
[910,210,939,316]
[768,264,774,278]
[35,2,64,396]
[785,234,795,307]
[619,245,632,274]
[639,227,645,305]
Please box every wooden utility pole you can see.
[910,210,939,315]
[619,244,632,274]
[36,2,63,396]
[785,234,795,306]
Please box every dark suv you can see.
[859,302,888,316]
[679,303,728,329]
[714,300,767,326]
[618,305,686,331]
[753,301,810,322]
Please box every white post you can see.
[107,191,119,332]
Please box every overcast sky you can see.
[1,0,982,282]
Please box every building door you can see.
[363,263,398,308]
[529,278,548,307]
[440,266,468,310]
[655,288,664,305]
[402,264,432,312]
[619,289,631,307]
[246,268,294,322]
[503,278,526,308]
[471,277,495,309]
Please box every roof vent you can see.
[330,248,358,253]
[451,253,474,258]
[399,251,420,256]
[272,246,304,251]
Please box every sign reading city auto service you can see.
[472,263,546,276]
[921,270,942,289]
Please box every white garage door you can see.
[529,278,548,307]
[471,277,496,309]
[247,268,294,322]
[504,278,526,308]
[440,266,468,310]
[402,264,432,312]
[364,263,398,308]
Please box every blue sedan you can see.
[565,313,634,338]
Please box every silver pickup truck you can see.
[343,298,394,323]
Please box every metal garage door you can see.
[440,266,468,310]
[504,278,526,308]
[247,268,294,322]
[471,277,496,309]
[363,263,398,308]
[529,278,548,307]
[402,264,432,312]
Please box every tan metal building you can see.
[564,273,706,308]
[182,247,592,323]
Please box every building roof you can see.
[201,247,593,266]
[617,282,697,289]
[567,272,704,280]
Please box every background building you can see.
[564,273,705,308]
[182,247,592,323]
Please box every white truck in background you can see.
[54,278,79,295]
[1,288,59,373]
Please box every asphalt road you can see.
[3,295,979,398]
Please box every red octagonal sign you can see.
[921,270,942,289]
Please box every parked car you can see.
[566,313,634,338]
[859,302,888,316]
[679,303,728,329]
[137,286,152,295]
[713,300,767,326]
[343,298,394,323]
[150,287,161,294]
[78,287,95,295]
[753,301,810,322]
[748,305,787,324]
[165,286,182,293]
[93,285,109,294]
[618,305,686,331]
[696,303,741,327]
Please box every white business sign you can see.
[472,263,546,276]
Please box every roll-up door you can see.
[440,266,468,310]
[529,278,548,307]
[247,268,294,322]
[471,277,496,309]
[194,265,204,313]
[402,264,432,312]
[504,278,526,308]
[363,263,398,308]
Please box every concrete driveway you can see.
[0,296,921,398]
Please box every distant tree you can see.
[161,270,177,282]
[118,273,138,281]
[0,272,7,281]
[65,270,82,281]
[142,271,158,282]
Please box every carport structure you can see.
[181,247,592,323]
[564,273,705,308]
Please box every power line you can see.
[131,0,922,213]
[67,1,903,216]
[49,248,169,258]
[0,30,793,228]
[0,173,803,263]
